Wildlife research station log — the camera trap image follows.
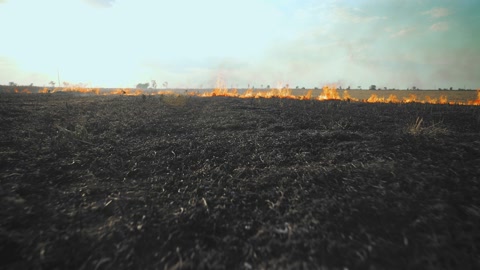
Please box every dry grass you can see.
[407,117,449,137]
[161,94,188,107]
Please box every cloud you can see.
[334,7,387,24]
[83,0,115,8]
[430,22,449,32]
[422,7,450,18]
[389,27,416,38]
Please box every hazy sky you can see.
[1,0,479,89]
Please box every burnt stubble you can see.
[1,93,479,269]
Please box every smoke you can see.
[83,0,115,8]
[429,22,449,32]
[427,48,480,89]
[0,56,52,86]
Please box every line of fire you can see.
[1,83,479,106]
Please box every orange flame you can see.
[39,88,50,94]
[317,86,340,100]
[62,87,100,95]
[299,89,313,100]
[366,94,399,103]
[425,95,448,104]
[197,84,479,106]
[5,82,478,106]
[200,82,298,99]
[403,94,417,103]
[468,89,480,105]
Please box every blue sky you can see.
[0,0,479,89]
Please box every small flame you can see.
[342,90,352,101]
[299,89,312,100]
[366,94,399,103]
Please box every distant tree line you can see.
[136,80,167,89]
[136,82,149,89]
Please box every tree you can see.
[8,82,16,86]
[151,80,157,89]
[358,86,362,90]
[369,85,376,90]
[136,82,149,89]
[162,81,168,89]
[49,81,56,88]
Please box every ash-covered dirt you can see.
[1,93,479,269]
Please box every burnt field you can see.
[1,93,480,269]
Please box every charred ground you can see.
[1,93,479,269]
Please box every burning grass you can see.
[1,93,480,269]
[2,84,480,106]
